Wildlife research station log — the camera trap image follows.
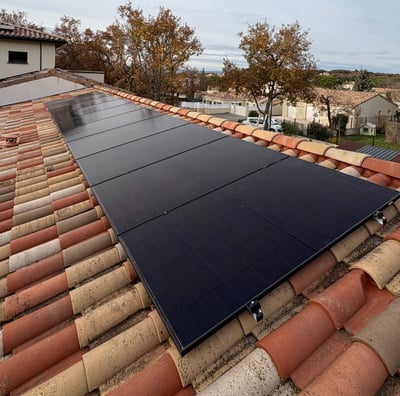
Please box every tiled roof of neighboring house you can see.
[373,87,400,104]
[0,21,65,45]
[314,87,382,108]
[1,69,400,395]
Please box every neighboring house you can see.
[199,90,282,118]
[373,87,400,108]
[0,21,65,80]
[1,69,400,395]
[282,88,398,133]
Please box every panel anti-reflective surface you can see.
[48,92,400,355]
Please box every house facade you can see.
[197,90,282,118]
[282,88,398,133]
[0,22,65,80]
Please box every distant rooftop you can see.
[0,21,65,45]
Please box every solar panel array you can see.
[48,92,400,354]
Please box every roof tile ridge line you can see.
[93,84,208,119]
[93,85,151,108]
[270,133,308,150]
[1,22,64,39]
[323,146,372,168]
[0,69,91,91]
[361,155,400,179]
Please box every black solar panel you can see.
[67,113,187,159]
[78,123,226,185]
[48,92,400,355]
[46,92,129,131]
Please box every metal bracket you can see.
[247,299,263,322]
[373,210,387,225]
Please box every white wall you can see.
[0,39,56,79]
[180,102,230,114]
[358,95,397,119]
[0,76,85,106]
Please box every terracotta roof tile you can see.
[351,240,400,289]
[257,302,335,380]
[298,153,317,163]
[386,274,400,296]
[207,116,226,127]
[339,166,362,178]
[362,156,400,179]
[271,134,307,149]
[324,147,371,167]
[289,251,337,295]
[251,129,279,142]
[107,353,183,396]
[344,284,393,335]
[234,124,257,135]
[241,136,255,143]
[314,87,380,108]
[329,225,370,263]
[198,348,281,396]
[297,140,335,156]
[290,330,351,389]
[310,269,371,329]
[368,172,392,186]
[317,158,337,169]
[299,341,389,396]
[220,120,241,131]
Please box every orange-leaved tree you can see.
[112,3,203,102]
[54,3,203,103]
[222,21,317,130]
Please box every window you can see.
[8,51,28,64]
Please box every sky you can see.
[3,0,400,73]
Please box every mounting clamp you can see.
[373,210,387,225]
[247,299,263,322]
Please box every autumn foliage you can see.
[221,21,317,129]
[54,3,203,102]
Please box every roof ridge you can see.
[0,22,65,43]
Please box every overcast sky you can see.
[3,0,400,73]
